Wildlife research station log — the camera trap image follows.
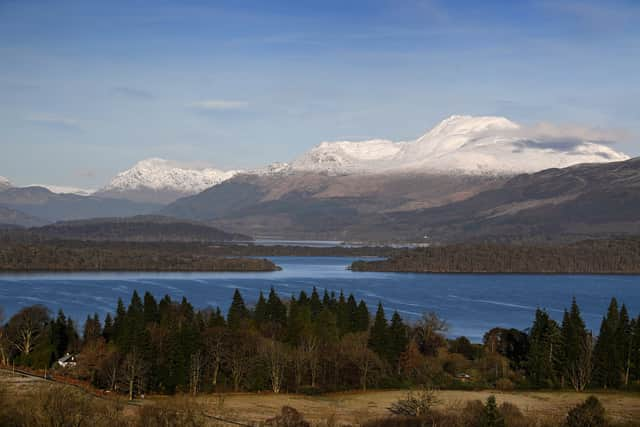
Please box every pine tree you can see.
[113,297,126,343]
[630,316,640,382]
[103,313,113,342]
[618,304,632,386]
[388,311,409,369]
[593,298,622,388]
[254,291,267,325]
[266,287,287,326]
[314,307,338,344]
[227,289,250,330]
[526,309,561,387]
[355,300,370,332]
[143,292,159,324]
[560,298,591,390]
[336,291,350,336]
[310,287,322,320]
[368,303,389,360]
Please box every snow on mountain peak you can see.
[29,184,95,196]
[0,176,12,189]
[102,158,240,194]
[291,115,629,175]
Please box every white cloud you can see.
[189,99,249,111]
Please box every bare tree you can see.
[413,312,448,356]
[6,305,49,356]
[567,333,593,392]
[260,338,289,393]
[122,348,148,400]
[301,335,319,388]
[224,331,254,392]
[190,351,203,396]
[203,327,226,388]
[0,307,8,366]
[340,332,382,391]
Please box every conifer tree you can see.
[266,287,287,326]
[388,311,409,369]
[314,307,338,344]
[560,298,591,390]
[310,287,322,320]
[355,300,370,331]
[143,292,159,324]
[102,312,113,342]
[618,304,632,386]
[630,316,640,382]
[336,291,350,336]
[254,291,267,325]
[526,309,561,387]
[227,289,250,330]
[368,303,389,360]
[593,298,622,388]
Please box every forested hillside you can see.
[0,241,277,272]
[351,239,640,273]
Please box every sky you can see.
[1,0,639,188]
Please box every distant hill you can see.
[380,157,640,242]
[30,215,251,242]
[0,206,47,228]
[351,238,640,273]
[0,186,160,222]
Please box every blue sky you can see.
[1,0,639,188]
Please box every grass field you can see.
[3,371,639,425]
[170,389,640,425]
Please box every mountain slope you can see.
[291,115,628,175]
[96,158,240,203]
[379,157,640,242]
[0,206,46,228]
[0,186,160,223]
[163,172,508,239]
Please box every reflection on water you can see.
[1,256,639,342]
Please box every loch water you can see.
[1,256,639,341]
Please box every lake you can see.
[1,256,639,342]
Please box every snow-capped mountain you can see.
[28,184,95,196]
[96,158,241,204]
[0,176,11,190]
[291,115,629,175]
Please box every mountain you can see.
[0,176,12,190]
[376,157,640,242]
[96,158,240,203]
[291,115,628,175]
[164,157,640,242]
[162,171,508,239]
[0,186,160,223]
[27,184,95,196]
[0,206,46,228]
[29,215,250,242]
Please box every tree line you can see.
[0,289,639,398]
[351,239,640,273]
[0,241,278,271]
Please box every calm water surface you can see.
[1,256,639,341]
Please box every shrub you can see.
[388,386,441,417]
[265,406,310,427]
[479,395,505,427]
[566,396,606,427]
